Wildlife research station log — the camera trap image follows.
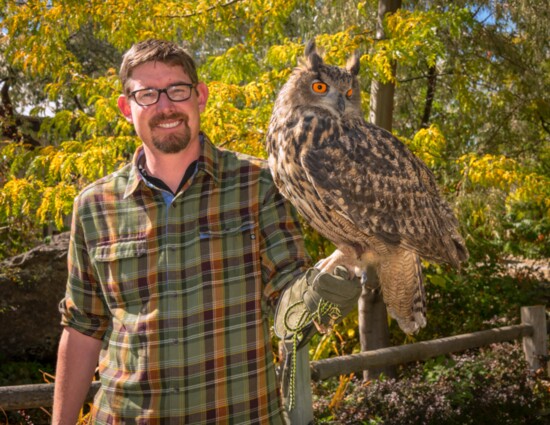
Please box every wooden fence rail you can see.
[285,305,548,424]
[311,323,533,381]
[0,306,548,422]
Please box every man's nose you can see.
[156,91,176,109]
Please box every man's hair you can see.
[119,39,198,94]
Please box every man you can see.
[52,39,361,424]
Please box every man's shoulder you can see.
[212,147,276,190]
[215,146,268,172]
[76,162,133,201]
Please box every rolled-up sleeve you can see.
[59,196,109,340]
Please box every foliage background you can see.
[0,0,548,422]
[1,0,549,263]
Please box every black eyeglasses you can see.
[129,83,196,106]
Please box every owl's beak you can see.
[337,94,345,113]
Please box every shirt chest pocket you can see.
[198,217,260,280]
[91,240,151,309]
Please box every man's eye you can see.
[172,84,190,92]
[139,91,155,99]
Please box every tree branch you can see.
[398,70,454,84]
[0,79,41,147]
[539,112,550,136]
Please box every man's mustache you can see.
[149,112,188,128]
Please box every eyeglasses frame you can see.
[128,83,197,106]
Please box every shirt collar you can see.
[197,132,220,185]
[123,146,145,199]
[123,132,220,199]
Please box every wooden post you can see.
[281,343,314,425]
[358,266,396,380]
[521,305,548,375]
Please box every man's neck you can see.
[142,140,201,194]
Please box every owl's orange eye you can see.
[346,88,353,98]
[312,82,328,94]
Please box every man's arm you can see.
[52,327,102,425]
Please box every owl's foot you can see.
[315,248,361,278]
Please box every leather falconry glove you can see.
[274,266,361,410]
[274,265,362,350]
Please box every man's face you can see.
[118,61,208,155]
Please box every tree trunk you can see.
[420,64,437,129]
[368,0,402,131]
[360,0,402,381]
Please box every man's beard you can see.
[149,112,191,154]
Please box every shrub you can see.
[313,342,550,424]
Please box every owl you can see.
[266,40,469,334]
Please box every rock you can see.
[0,232,70,362]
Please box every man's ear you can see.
[117,95,133,122]
[195,82,209,113]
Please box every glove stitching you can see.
[283,298,343,410]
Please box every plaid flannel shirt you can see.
[60,134,310,424]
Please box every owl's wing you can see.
[301,117,466,266]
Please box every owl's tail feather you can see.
[438,231,469,269]
[377,249,426,335]
[450,233,469,266]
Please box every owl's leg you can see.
[376,249,427,335]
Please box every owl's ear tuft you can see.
[304,39,317,57]
[304,39,323,72]
[346,51,360,76]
